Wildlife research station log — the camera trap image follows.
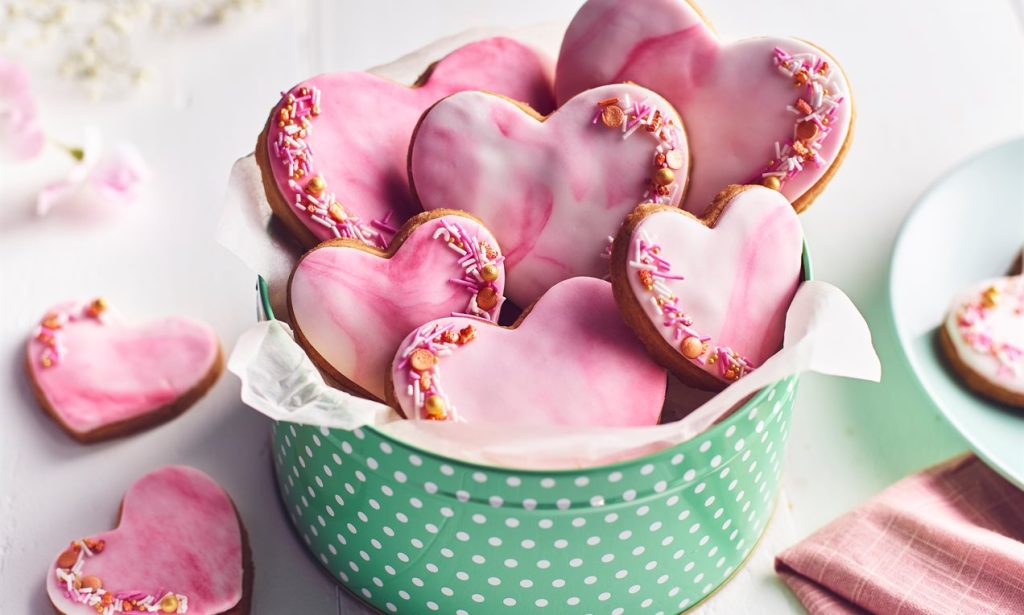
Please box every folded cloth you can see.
[775,454,1024,615]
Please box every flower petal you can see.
[0,57,45,162]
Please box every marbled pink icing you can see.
[945,276,1024,395]
[390,277,667,426]
[623,187,802,383]
[26,302,220,435]
[556,0,852,213]
[410,83,688,306]
[266,37,555,245]
[47,466,244,615]
[289,214,506,400]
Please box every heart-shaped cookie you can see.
[940,275,1024,407]
[26,299,223,443]
[47,466,249,615]
[387,277,667,426]
[409,82,690,307]
[289,210,506,401]
[556,0,853,214]
[257,37,555,249]
[611,185,803,390]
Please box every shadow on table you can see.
[823,275,967,484]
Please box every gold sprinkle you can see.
[160,594,179,613]
[480,263,499,282]
[306,175,326,196]
[424,395,447,420]
[762,176,782,191]
[328,202,347,222]
[653,167,675,187]
[981,286,1000,308]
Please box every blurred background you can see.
[1,1,1021,612]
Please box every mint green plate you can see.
[889,138,1024,488]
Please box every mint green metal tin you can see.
[258,250,807,613]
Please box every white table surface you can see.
[1,1,1021,612]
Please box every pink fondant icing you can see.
[622,187,803,384]
[265,37,555,246]
[390,277,667,427]
[26,301,220,436]
[410,83,689,307]
[945,276,1024,395]
[289,214,506,400]
[555,0,852,213]
[47,465,244,615]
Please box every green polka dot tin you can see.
[257,252,807,614]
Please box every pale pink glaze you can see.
[624,187,803,382]
[26,302,220,435]
[556,0,852,214]
[390,277,667,426]
[944,276,1024,395]
[290,215,506,400]
[47,466,243,615]
[410,83,688,306]
[266,37,555,245]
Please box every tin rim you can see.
[256,243,811,476]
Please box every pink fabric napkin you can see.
[775,454,1024,615]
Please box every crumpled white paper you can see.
[217,27,881,470]
[228,279,879,469]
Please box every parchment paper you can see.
[218,25,881,470]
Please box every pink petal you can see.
[0,57,45,162]
[36,180,76,216]
[88,142,150,205]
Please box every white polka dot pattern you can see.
[271,377,797,613]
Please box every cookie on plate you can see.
[47,466,251,615]
[410,82,689,307]
[26,298,223,443]
[257,37,555,249]
[939,275,1024,407]
[556,0,853,214]
[387,277,667,426]
[610,185,803,391]
[289,210,506,401]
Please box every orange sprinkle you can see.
[601,105,625,128]
[638,270,655,291]
[458,325,477,344]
